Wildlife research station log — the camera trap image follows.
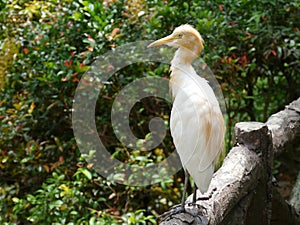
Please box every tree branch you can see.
[158,97,300,224]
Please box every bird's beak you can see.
[147,35,176,48]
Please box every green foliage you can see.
[11,169,155,224]
[190,0,300,143]
[0,39,20,89]
[0,0,299,224]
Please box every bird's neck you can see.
[170,48,197,76]
[171,48,198,67]
[170,49,198,100]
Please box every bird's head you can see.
[148,24,204,60]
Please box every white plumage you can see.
[170,59,224,193]
[148,24,225,196]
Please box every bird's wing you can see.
[171,96,224,168]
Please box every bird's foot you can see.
[170,203,186,212]
[186,201,207,215]
[157,204,185,223]
[187,201,203,208]
[158,202,208,224]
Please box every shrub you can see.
[0,0,299,223]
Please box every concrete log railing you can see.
[158,97,300,225]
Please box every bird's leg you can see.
[192,185,197,204]
[186,183,208,216]
[159,168,189,220]
[181,167,190,210]
[171,168,190,212]
[186,183,199,208]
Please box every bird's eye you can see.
[177,33,183,38]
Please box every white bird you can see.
[148,24,225,210]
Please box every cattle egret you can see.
[148,24,225,211]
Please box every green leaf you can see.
[74,168,92,180]
[183,2,189,9]
[12,197,20,203]
[228,46,237,52]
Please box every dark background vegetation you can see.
[0,0,299,224]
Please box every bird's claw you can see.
[158,202,208,223]
[158,204,185,223]
[186,201,208,214]
[187,201,201,208]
